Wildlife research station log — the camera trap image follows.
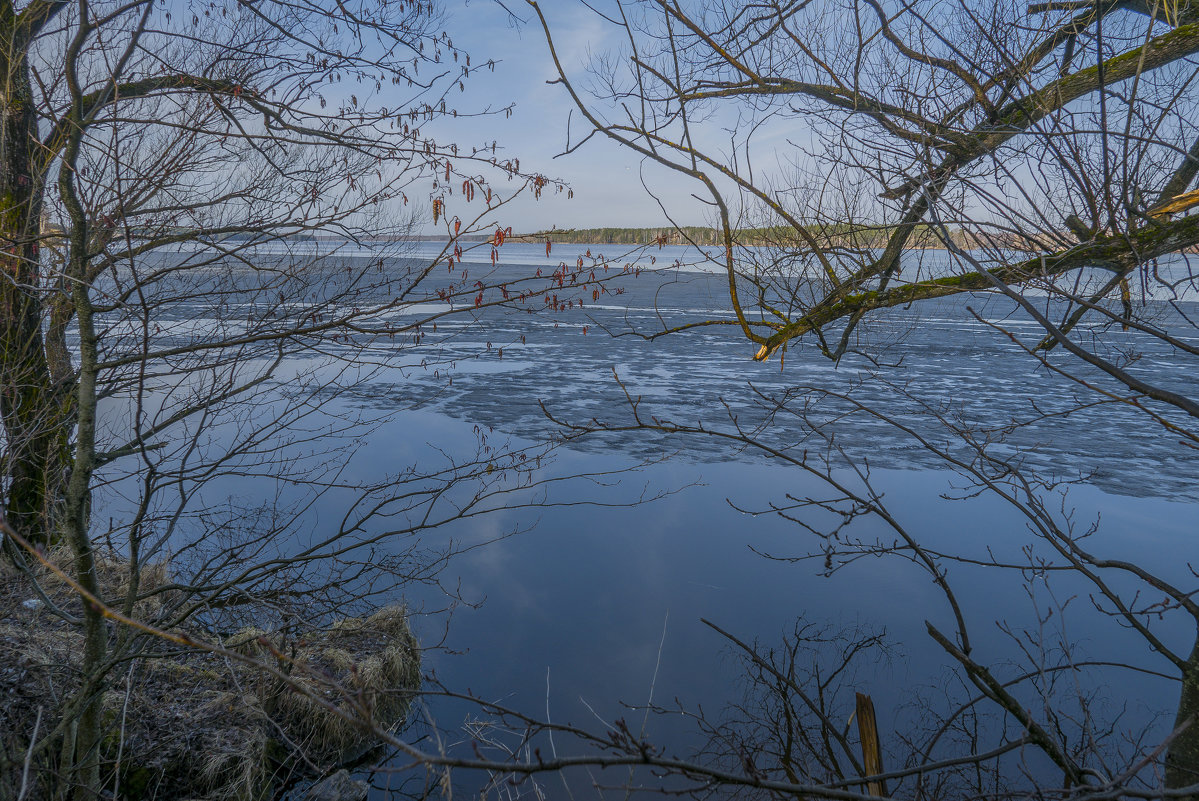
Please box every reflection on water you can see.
[97,244,1198,795]
[328,247,1195,793]
[348,411,1192,796]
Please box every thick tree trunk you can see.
[0,6,60,547]
[1166,650,1199,797]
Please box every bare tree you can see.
[525,0,1199,797]
[0,1,635,798]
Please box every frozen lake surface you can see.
[105,242,1199,796]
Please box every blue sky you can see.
[436,1,711,232]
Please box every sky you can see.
[431,1,712,232]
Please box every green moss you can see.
[119,764,161,799]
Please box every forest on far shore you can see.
[514,225,1037,249]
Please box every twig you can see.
[17,706,43,801]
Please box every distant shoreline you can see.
[300,228,1198,255]
[508,226,1022,250]
[508,227,1199,255]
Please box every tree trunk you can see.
[0,5,60,548]
[1166,649,1199,797]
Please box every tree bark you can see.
[1166,649,1199,797]
[0,2,64,548]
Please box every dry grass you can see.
[1,556,420,801]
[274,605,422,759]
[33,545,177,620]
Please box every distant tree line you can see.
[517,225,1035,249]
[517,226,723,245]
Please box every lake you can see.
[95,241,1199,797]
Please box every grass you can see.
[0,553,421,800]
